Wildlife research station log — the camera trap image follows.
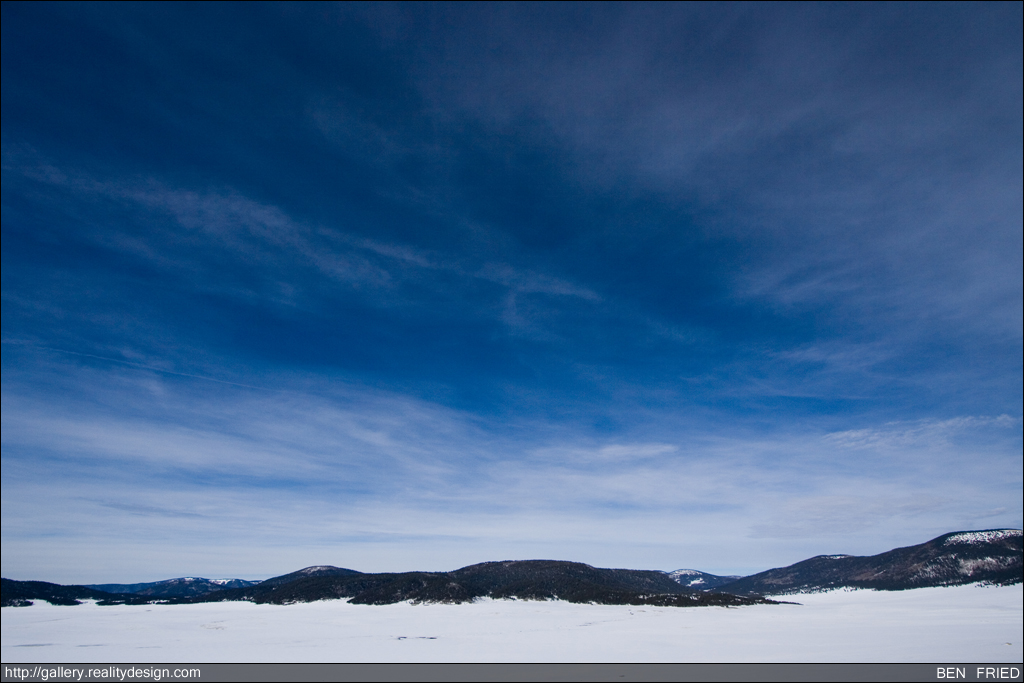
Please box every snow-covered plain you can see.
[2,584,1020,663]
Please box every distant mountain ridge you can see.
[196,560,772,607]
[666,569,743,590]
[716,529,1022,595]
[3,528,1020,608]
[2,561,773,608]
[85,577,259,598]
[257,565,362,588]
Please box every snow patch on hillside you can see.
[944,530,1022,546]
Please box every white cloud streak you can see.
[2,361,1020,582]
[6,150,601,335]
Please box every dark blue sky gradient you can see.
[2,2,1021,581]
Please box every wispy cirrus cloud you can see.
[2,3,1020,583]
[824,415,1021,451]
[4,354,1019,581]
[6,152,603,336]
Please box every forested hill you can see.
[195,560,774,607]
[716,529,1022,595]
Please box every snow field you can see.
[2,583,1020,663]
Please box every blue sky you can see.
[2,2,1021,583]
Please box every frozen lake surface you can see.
[2,584,1021,662]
